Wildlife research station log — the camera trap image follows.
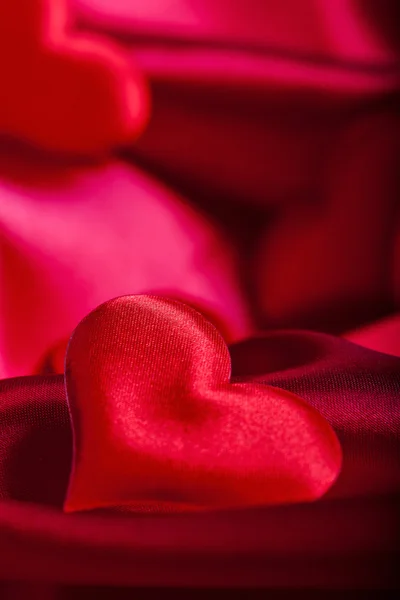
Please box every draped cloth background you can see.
[0,0,399,595]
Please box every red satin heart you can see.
[64,296,341,513]
[0,0,149,154]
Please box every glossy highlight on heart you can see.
[64,296,342,513]
[0,0,149,154]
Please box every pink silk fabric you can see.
[0,0,399,595]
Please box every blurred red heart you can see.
[64,295,341,513]
[0,0,149,154]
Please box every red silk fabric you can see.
[0,0,399,594]
[0,324,399,588]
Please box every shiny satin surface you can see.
[64,296,341,512]
[0,326,399,587]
